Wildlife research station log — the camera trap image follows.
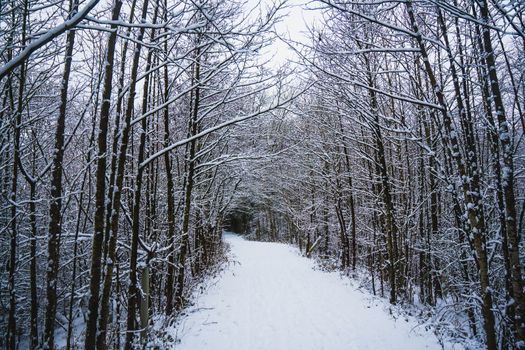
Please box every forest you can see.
[0,0,524,349]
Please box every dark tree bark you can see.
[476,1,525,346]
[102,0,137,266]
[123,2,153,346]
[163,25,177,315]
[97,0,150,347]
[365,67,399,304]
[175,45,202,311]
[44,1,78,347]
[338,115,357,270]
[406,2,497,347]
[84,0,123,347]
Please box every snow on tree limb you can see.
[0,0,100,80]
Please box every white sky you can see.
[259,0,322,68]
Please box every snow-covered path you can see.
[173,234,448,350]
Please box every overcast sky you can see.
[261,0,321,67]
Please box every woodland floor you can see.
[171,233,456,350]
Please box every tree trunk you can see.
[44,1,78,346]
[97,0,151,347]
[123,4,154,347]
[175,45,201,311]
[84,0,123,347]
[477,0,525,346]
[163,3,177,314]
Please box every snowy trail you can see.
[173,234,448,350]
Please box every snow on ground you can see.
[172,233,459,350]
